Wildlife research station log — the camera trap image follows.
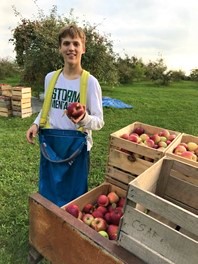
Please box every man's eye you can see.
[73,42,79,47]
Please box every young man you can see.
[26,24,104,205]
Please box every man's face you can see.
[59,35,85,66]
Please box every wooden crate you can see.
[108,121,181,177]
[12,98,31,109]
[166,133,198,167]
[12,86,31,99]
[12,107,32,118]
[29,185,144,264]
[0,84,12,97]
[0,96,12,117]
[118,157,198,264]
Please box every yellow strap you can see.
[39,69,90,128]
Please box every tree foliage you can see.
[10,5,118,94]
[190,69,198,81]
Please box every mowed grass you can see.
[0,80,198,263]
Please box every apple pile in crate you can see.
[120,127,176,150]
[173,141,198,162]
[64,191,126,240]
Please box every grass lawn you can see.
[0,80,197,263]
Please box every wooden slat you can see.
[127,185,198,235]
[119,206,198,264]
[106,166,136,185]
[164,174,198,211]
[156,159,174,197]
[108,148,152,176]
[119,232,174,264]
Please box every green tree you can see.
[190,69,198,81]
[145,58,171,86]
[10,5,118,95]
[170,70,186,81]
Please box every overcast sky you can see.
[1,0,198,74]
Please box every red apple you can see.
[168,134,176,141]
[107,191,119,204]
[120,133,129,140]
[117,197,126,208]
[82,213,94,226]
[104,212,112,224]
[91,217,107,232]
[97,206,108,216]
[150,134,161,144]
[144,138,155,148]
[128,134,140,143]
[181,151,197,161]
[97,194,109,207]
[107,203,117,212]
[179,142,188,149]
[159,129,170,139]
[109,208,123,225]
[65,204,80,218]
[92,209,104,218]
[67,102,85,118]
[174,145,187,155]
[133,127,145,136]
[82,203,94,214]
[107,225,119,240]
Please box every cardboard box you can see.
[108,121,181,177]
[166,133,198,167]
[118,157,198,264]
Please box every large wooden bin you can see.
[29,181,144,264]
[165,133,198,167]
[107,121,181,179]
[118,157,198,264]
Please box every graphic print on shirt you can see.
[51,87,80,110]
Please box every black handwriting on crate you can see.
[132,219,164,243]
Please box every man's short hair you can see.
[58,24,86,46]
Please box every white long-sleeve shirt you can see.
[34,71,104,150]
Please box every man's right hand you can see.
[26,124,39,144]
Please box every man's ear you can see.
[82,46,86,54]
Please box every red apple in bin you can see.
[97,194,109,207]
[181,151,197,161]
[109,208,123,225]
[107,225,119,240]
[82,203,94,214]
[67,102,85,118]
[107,191,119,204]
[133,127,145,136]
[104,212,112,224]
[65,204,80,218]
[117,197,126,208]
[82,213,94,226]
[97,206,108,216]
[91,218,107,232]
[92,209,104,218]
[120,133,129,140]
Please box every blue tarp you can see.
[102,96,133,109]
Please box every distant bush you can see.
[0,58,20,79]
